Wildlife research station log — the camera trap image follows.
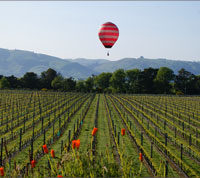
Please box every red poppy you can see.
[57,175,63,177]
[72,140,76,149]
[0,167,4,176]
[76,139,80,150]
[72,139,81,150]
[43,144,48,154]
[92,127,98,136]
[121,128,125,136]
[139,153,143,162]
[51,149,55,158]
[31,160,36,168]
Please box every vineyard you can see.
[0,90,200,177]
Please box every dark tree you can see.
[20,72,39,89]
[0,77,10,89]
[95,72,112,93]
[141,68,159,94]
[195,75,200,94]
[76,80,86,92]
[6,75,20,89]
[63,77,76,91]
[154,67,174,94]
[174,68,196,94]
[110,69,126,93]
[51,75,64,90]
[85,76,95,93]
[126,69,141,93]
[41,68,58,89]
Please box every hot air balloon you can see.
[98,22,119,56]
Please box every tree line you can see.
[0,67,200,95]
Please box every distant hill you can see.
[68,58,109,69]
[0,48,97,79]
[93,57,200,75]
[0,48,200,79]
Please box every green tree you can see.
[154,67,174,94]
[126,69,141,93]
[140,68,158,94]
[174,68,196,94]
[110,69,126,93]
[195,75,200,95]
[41,68,58,89]
[95,72,112,93]
[51,75,64,90]
[0,77,10,89]
[20,72,39,89]
[76,80,86,92]
[63,77,76,91]
[6,75,20,89]
[85,76,95,92]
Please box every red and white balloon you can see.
[98,22,119,56]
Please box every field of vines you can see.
[0,90,200,177]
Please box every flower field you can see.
[0,90,200,177]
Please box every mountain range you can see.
[0,48,200,79]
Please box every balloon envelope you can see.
[98,22,119,49]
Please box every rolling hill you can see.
[0,48,200,79]
[93,57,200,75]
[0,48,97,79]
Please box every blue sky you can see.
[0,1,199,61]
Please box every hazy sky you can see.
[0,1,200,61]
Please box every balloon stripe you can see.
[99,36,118,39]
[100,27,118,30]
[100,38,117,42]
[101,26,118,30]
[99,32,119,37]
[99,30,119,33]
[101,41,115,44]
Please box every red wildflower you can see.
[0,167,4,176]
[43,144,48,154]
[51,149,55,158]
[31,160,36,168]
[72,139,81,150]
[72,140,76,149]
[139,153,143,162]
[121,128,125,136]
[92,127,98,136]
[76,139,80,150]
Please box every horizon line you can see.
[0,47,200,63]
